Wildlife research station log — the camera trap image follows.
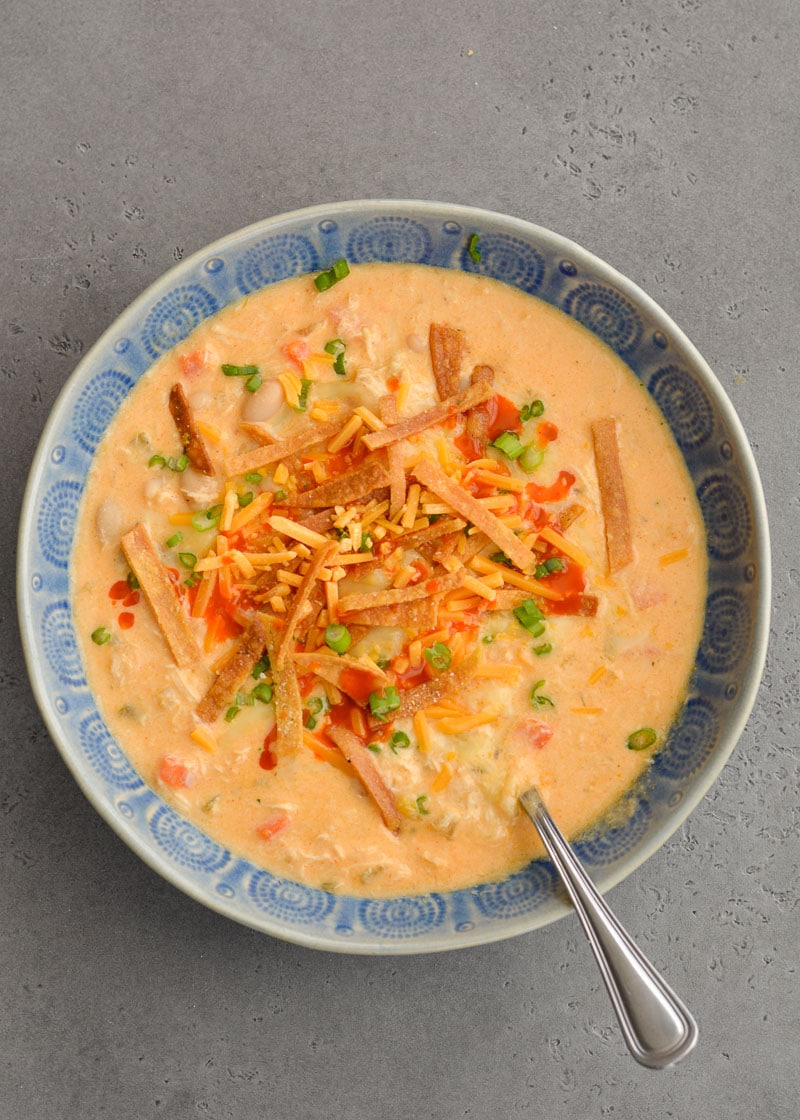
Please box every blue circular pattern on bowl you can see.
[79,711,144,790]
[248,872,335,924]
[72,370,135,456]
[149,805,230,874]
[18,201,768,953]
[346,217,432,263]
[460,233,546,293]
[648,365,714,451]
[562,282,642,354]
[235,234,320,294]
[37,480,83,568]
[141,284,219,359]
[697,473,752,561]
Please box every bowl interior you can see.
[17,201,770,953]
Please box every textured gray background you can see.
[2,0,798,1117]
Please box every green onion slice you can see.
[192,509,219,532]
[627,728,657,751]
[238,491,254,508]
[519,400,544,422]
[533,642,552,656]
[530,680,555,709]
[295,379,312,412]
[367,742,382,753]
[368,686,401,721]
[245,472,263,484]
[252,682,274,704]
[91,627,111,646]
[390,731,411,754]
[245,373,262,393]
[224,705,240,722]
[178,552,197,569]
[148,454,166,468]
[324,338,347,376]
[513,599,545,634]
[126,571,140,590]
[165,532,183,548]
[314,259,350,292]
[221,363,259,378]
[467,233,482,263]
[491,431,525,460]
[423,642,452,672]
[252,655,271,680]
[518,444,545,474]
[324,623,351,655]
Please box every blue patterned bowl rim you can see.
[17,200,771,954]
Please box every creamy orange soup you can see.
[72,263,706,896]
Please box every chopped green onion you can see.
[375,657,392,671]
[184,573,201,588]
[368,686,401,721]
[238,491,254,508]
[529,620,546,638]
[238,690,255,708]
[192,509,219,532]
[304,695,328,729]
[491,431,525,460]
[252,682,273,704]
[167,454,189,473]
[518,444,545,474]
[627,727,657,751]
[178,552,197,569]
[535,557,564,579]
[314,259,350,291]
[245,472,263,484]
[221,363,260,378]
[273,489,287,502]
[252,655,271,680]
[490,551,512,567]
[324,338,347,376]
[424,641,452,672]
[324,623,351,655]
[148,454,166,468]
[165,532,183,548]
[513,599,545,634]
[207,503,223,520]
[245,373,262,393]
[224,705,240,722]
[91,627,111,646]
[367,742,382,753]
[530,679,554,709]
[533,642,552,656]
[481,634,495,645]
[467,233,482,263]
[294,378,312,412]
[519,400,544,422]
[390,731,411,754]
[126,571,140,590]
[360,534,373,552]
[416,794,430,815]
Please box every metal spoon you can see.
[520,786,698,1069]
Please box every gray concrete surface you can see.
[2,0,798,1117]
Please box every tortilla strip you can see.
[411,460,535,573]
[368,654,479,728]
[592,418,633,573]
[265,625,303,754]
[120,523,201,670]
[559,503,585,532]
[362,380,494,451]
[486,589,534,612]
[291,459,390,509]
[343,597,440,632]
[326,726,401,833]
[273,540,339,668]
[291,653,387,705]
[379,394,406,518]
[429,323,463,399]
[196,617,268,723]
[464,365,494,458]
[297,510,335,534]
[339,568,467,615]
[169,383,214,476]
[226,419,344,477]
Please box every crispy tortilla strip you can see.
[226,419,344,477]
[343,598,440,631]
[169,383,214,476]
[264,625,303,753]
[339,569,467,615]
[196,617,268,723]
[291,653,387,706]
[369,654,479,727]
[592,418,633,573]
[297,510,335,534]
[429,323,463,399]
[121,523,201,669]
[273,540,339,668]
[291,459,390,509]
[411,460,535,573]
[559,503,585,532]
[379,394,406,518]
[464,365,494,458]
[487,589,535,611]
[326,726,401,833]
[362,380,494,451]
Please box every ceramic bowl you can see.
[17,201,770,953]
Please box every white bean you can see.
[407,333,427,353]
[95,498,125,544]
[242,378,284,422]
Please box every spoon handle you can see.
[520,788,698,1069]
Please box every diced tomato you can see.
[282,339,310,367]
[257,813,289,841]
[537,420,559,445]
[454,432,483,461]
[118,612,135,630]
[108,580,130,601]
[526,721,554,749]
[180,350,206,378]
[158,756,192,787]
[486,394,523,441]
